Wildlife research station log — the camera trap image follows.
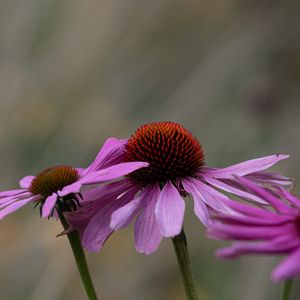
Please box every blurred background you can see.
[0,0,300,299]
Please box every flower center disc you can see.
[124,121,204,185]
[29,165,79,197]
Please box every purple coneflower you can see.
[208,177,300,282]
[69,121,291,254]
[0,138,147,220]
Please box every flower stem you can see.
[172,229,198,300]
[280,279,293,300]
[57,210,99,300]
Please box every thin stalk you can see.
[172,229,198,300]
[280,279,293,300]
[58,210,99,300]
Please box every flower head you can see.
[68,121,291,254]
[124,122,204,185]
[0,138,147,220]
[207,177,300,282]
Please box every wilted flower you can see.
[69,121,291,254]
[0,138,147,220]
[207,177,300,282]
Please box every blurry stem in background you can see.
[280,279,293,300]
[57,209,99,300]
[172,229,198,300]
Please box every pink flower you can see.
[69,121,291,254]
[207,177,300,282]
[0,138,148,220]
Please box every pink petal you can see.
[0,189,27,198]
[110,193,144,230]
[42,193,58,217]
[209,223,288,240]
[202,175,267,204]
[67,180,137,230]
[84,138,128,175]
[155,181,185,237]
[272,248,300,281]
[246,171,293,186]
[216,238,300,259]
[82,179,136,203]
[19,176,34,189]
[276,187,300,209]
[57,183,82,197]
[238,177,296,215]
[181,179,211,226]
[215,213,293,226]
[82,207,113,252]
[79,162,149,185]
[0,195,40,220]
[182,178,232,214]
[0,192,32,207]
[218,196,288,221]
[82,186,135,252]
[201,154,289,178]
[134,185,163,254]
[192,195,211,226]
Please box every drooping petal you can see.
[0,195,40,220]
[209,222,289,241]
[216,238,300,259]
[79,162,149,185]
[67,180,137,230]
[181,179,211,226]
[182,178,232,214]
[42,193,58,217]
[0,189,27,198]
[110,192,144,230]
[84,138,128,175]
[82,185,136,252]
[213,212,293,226]
[192,194,211,226]
[134,185,163,254]
[201,154,289,179]
[216,196,288,221]
[237,177,296,215]
[0,192,33,206]
[57,183,82,197]
[276,187,300,209]
[202,175,267,204]
[19,176,34,189]
[82,207,114,252]
[155,181,185,237]
[272,248,300,281]
[246,171,293,186]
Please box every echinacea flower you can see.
[69,121,291,254]
[207,177,300,282]
[0,138,148,220]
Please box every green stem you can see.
[172,229,198,300]
[58,210,99,300]
[280,279,293,300]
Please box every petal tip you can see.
[276,153,290,160]
[215,248,236,259]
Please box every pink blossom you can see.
[208,177,300,282]
[0,138,147,220]
[69,122,291,254]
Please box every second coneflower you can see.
[0,138,147,220]
[0,137,148,300]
